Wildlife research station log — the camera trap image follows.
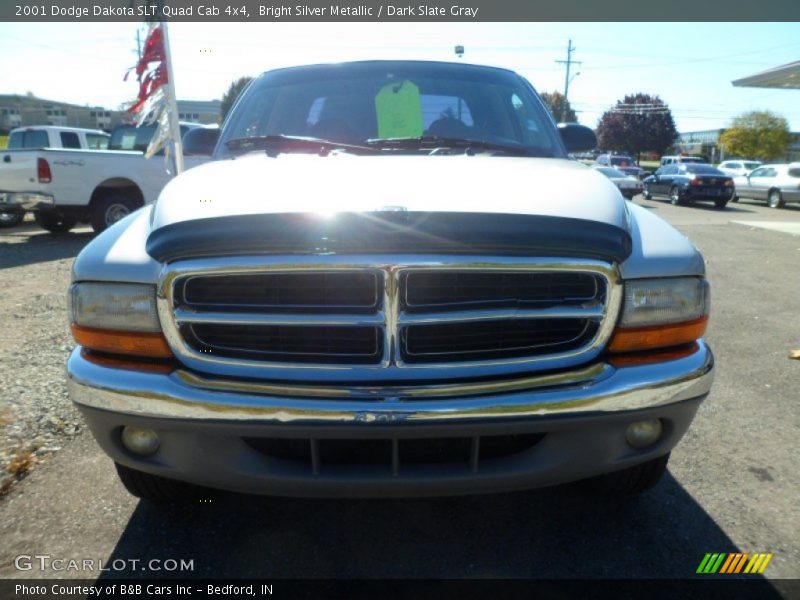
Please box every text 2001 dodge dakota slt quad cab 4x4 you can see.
[66,61,714,502]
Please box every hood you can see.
[150,153,628,231]
[146,154,634,264]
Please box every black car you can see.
[643,163,734,208]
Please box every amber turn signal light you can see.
[71,324,173,359]
[608,316,708,354]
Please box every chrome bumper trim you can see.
[67,340,714,424]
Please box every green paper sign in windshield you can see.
[375,80,424,139]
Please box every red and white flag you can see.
[125,22,183,171]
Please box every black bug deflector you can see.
[146,212,633,263]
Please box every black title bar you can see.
[3,0,800,22]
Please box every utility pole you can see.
[555,39,581,122]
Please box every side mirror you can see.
[557,123,597,153]
[182,127,220,156]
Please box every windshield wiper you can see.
[225,135,377,156]
[366,136,532,156]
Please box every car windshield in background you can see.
[743,161,762,170]
[597,167,627,178]
[609,156,635,167]
[681,164,724,175]
[217,61,562,158]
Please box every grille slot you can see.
[401,318,596,362]
[244,434,546,473]
[403,271,600,310]
[181,271,380,313]
[185,324,383,364]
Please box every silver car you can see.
[593,166,643,199]
[717,160,762,178]
[733,163,800,208]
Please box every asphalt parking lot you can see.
[0,197,798,586]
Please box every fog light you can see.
[625,419,662,449]
[121,427,160,456]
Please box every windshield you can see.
[217,61,562,159]
[609,156,635,167]
[109,124,193,152]
[681,164,723,175]
[743,161,761,170]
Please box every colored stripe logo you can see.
[697,553,773,574]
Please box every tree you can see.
[596,93,677,161]
[719,111,789,161]
[540,91,577,123]
[220,76,253,122]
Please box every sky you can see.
[0,21,799,133]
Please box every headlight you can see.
[609,277,709,353]
[68,283,172,358]
[69,283,160,331]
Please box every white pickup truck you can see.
[0,123,206,233]
[0,126,110,227]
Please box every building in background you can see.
[0,94,126,132]
[1,95,222,133]
[677,129,800,163]
[176,100,221,124]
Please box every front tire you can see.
[91,194,137,233]
[669,186,682,205]
[588,453,671,495]
[115,462,215,503]
[34,212,78,233]
[642,185,652,200]
[767,189,784,209]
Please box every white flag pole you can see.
[160,21,184,174]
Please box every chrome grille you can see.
[158,256,622,383]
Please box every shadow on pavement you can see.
[0,228,93,269]
[97,472,781,590]
[690,204,756,214]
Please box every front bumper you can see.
[0,191,54,211]
[68,342,714,497]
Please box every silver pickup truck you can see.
[66,61,714,502]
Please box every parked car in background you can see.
[0,126,111,228]
[717,159,762,178]
[593,166,643,199]
[732,163,800,208]
[0,123,204,233]
[643,163,734,208]
[659,155,707,167]
[594,154,645,179]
